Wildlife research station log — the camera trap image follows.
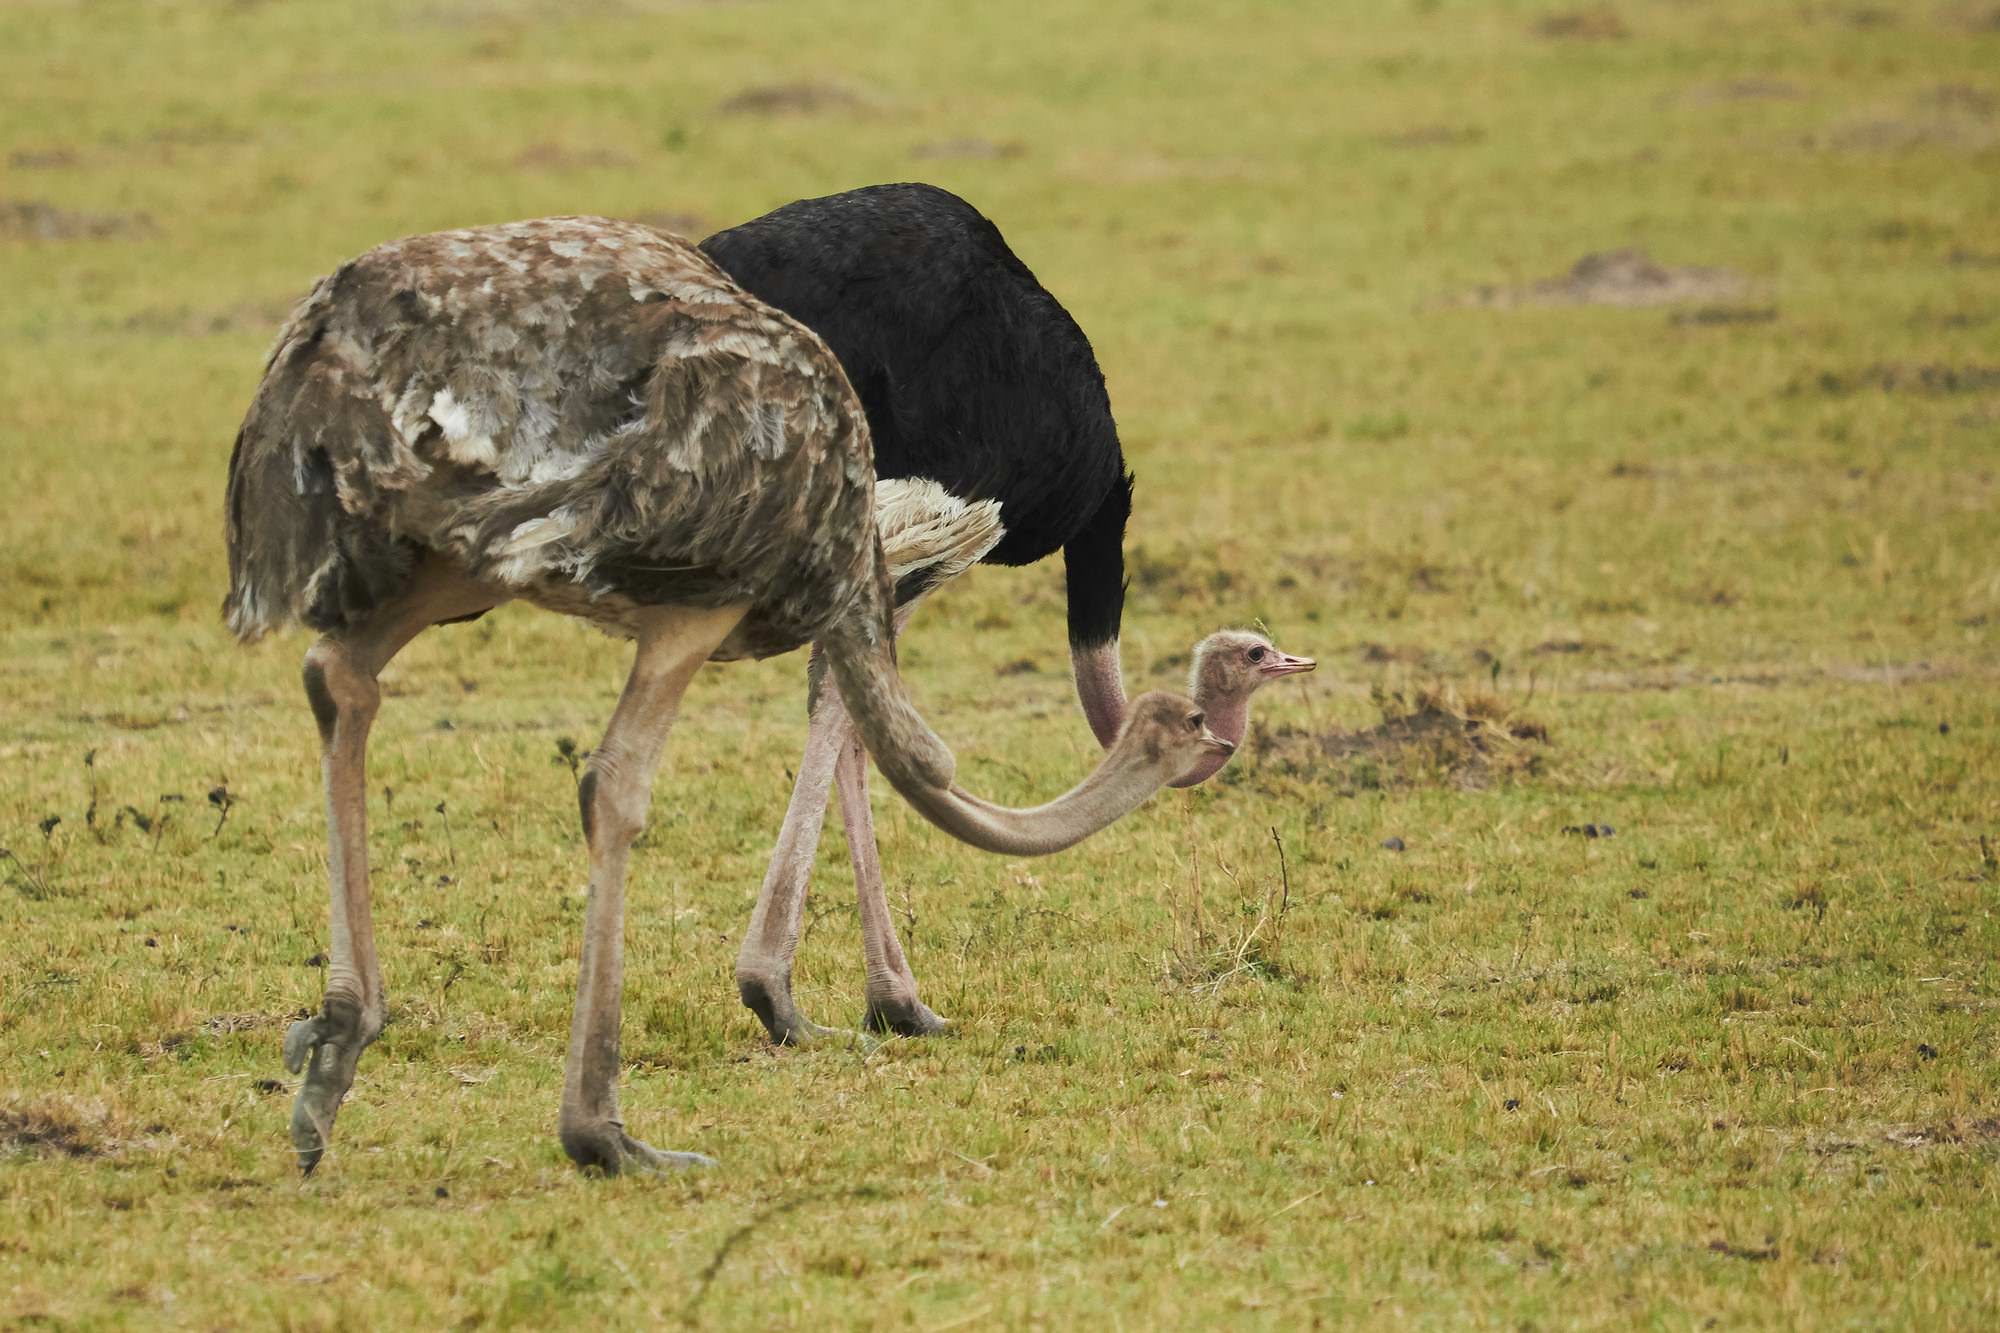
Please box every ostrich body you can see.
[703,185,1314,1041]
[223,217,1230,1175]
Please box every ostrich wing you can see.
[225,217,877,656]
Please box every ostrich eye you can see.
[1248,646,1266,663]
[1187,712,1205,732]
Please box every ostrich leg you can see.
[558,601,745,1175]
[736,598,943,1044]
[836,716,948,1036]
[734,670,850,1045]
[285,562,500,1174]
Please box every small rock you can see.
[1938,721,1950,735]
[1381,836,1406,852]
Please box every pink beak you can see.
[1259,650,1316,679]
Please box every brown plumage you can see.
[225,216,876,660]
[224,217,1231,1176]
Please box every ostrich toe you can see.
[558,1119,716,1176]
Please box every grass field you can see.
[3,0,1998,1326]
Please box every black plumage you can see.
[701,182,1133,651]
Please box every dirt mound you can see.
[1534,8,1629,40]
[511,142,635,172]
[9,147,78,169]
[1466,249,1749,308]
[1797,363,2000,396]
[1,199,155,241]
[122,301,292,338]
[1,1104,101,1158]
[1685,79,1802,103]
[717,82,864,116]
[1381,125,1484,148]
[1253,683,1549,790]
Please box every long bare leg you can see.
[285,561,502,1173]
[838,718,949,1036]
[734,654,852,1045]
[558,601,745,1175]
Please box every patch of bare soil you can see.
[912,136,1026,161]
[1360,642,1433,666]
[1380,125,1485,148]
[1683,78,1802,104]
[1796,363,2000,396]
[1884,1117,2000,1149]
[1533,8,1629,40]
[122,300,292,337]
[1254,683,1549,791]
[0,1104,101,1158]
[9,147,78,169]
[1842,6,1897,27]
[1918,83,1997,117]
[1708,1237,1781,1262]
[629,209,708,238]
[0,199,155,241]
[511,142,636,172]
[1822,118,1995,152]
[717,82,864,116]
[1567,659,1973,694]
[1462,249,1748,309]
[201,1011,285,1036]
[1671,305,1778,327]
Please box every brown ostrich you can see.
[223,217,1230,1176]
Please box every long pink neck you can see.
[826,605,1174,857]
[1168,688,1246,788]
[1070,639,1128,750]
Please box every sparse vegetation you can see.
[2,0,1996,1326]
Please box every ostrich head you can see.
[1168,628,1316,788]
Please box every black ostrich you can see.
[703,184,1314,1043]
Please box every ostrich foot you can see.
[864,989,951,1038]
[738,973,849,1046]
[282,998,380,1175]
[558,1118,715,1176]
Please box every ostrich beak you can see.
[1200,728,1236,757]
[1259,650,1316,679]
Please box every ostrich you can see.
[702,184,1315,1041]
[223,217,1231,1176]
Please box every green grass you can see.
[3,0,1997,1326]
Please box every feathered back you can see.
[224,217,881,660]
[701,184,1132,647]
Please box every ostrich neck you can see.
[1168,686,1249,790]
[827,614,1168,857]
[1070,639,1128,750]
[933,742,1175,855]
